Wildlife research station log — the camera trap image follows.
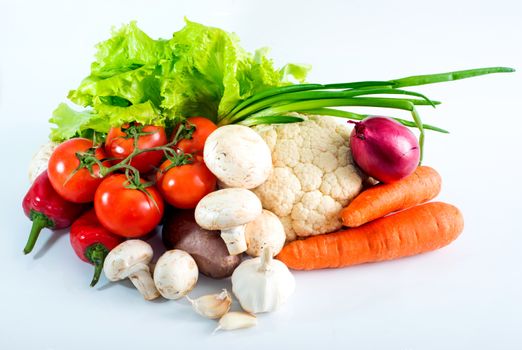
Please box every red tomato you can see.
[156,155,217,209]
[175,117,217,154]
[94,174,164,238]
[48,138,109,203]
[105,124,167,173]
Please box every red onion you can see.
[349,116,420,183]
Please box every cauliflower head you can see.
[252,116,365,241]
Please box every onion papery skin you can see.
[350,116,420,183]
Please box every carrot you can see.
[277,202,463,270]
[341,166,442,227]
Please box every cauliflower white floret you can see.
[253,116,364,241]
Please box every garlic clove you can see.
[213,312,257,334]
[186,289,232,319]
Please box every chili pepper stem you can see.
[85,243,109,287]
[23,212,53,254]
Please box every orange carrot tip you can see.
[341,166,442,227]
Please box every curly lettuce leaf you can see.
[160,20,309,120]
[94,99,163,127]
[50,103,106,141]
[50,20,310,140]
[50,101,162,141]
[68,22,167,108]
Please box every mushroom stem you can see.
[128,263,160,300]
[258,247,273,273]
[220,225,247,255]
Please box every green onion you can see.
[220,81,393,124]
[225,87,439,124]
[221,67,514,161]
[238,115,305,127]
[301,108,449,133]
[391,67,514,88]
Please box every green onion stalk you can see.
[218,67,514,161]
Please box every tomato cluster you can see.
[46,117,217,239]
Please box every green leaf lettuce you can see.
[50,19,309,141]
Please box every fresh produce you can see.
[341,166,442,227]
[28,141,58,183]
[49,20,308,142]
[203,125,272,189]
[277,202,464,270]
[94,174,164,238]
[156,155,216,209]
[195,188,263,255]
[47,138,109,203]
[174,117,217,154]
[350,116,420,183]
[70,210,124,286]
[244,209,286,257]
[186,289,232,319]
[162,209,241,279]
[104,123,167,173]
[253,116,365,241]
[103,240,159,300]
[22,171,87,254]
[213,312,257,333]
[47,21,512,162]
[224,68,513,160]
[153,249,199,300]
[21,19,516,332]
[232,247,295,313]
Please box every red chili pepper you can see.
[70,209,124,286]
[22,171,87,254]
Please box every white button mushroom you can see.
[28,141,58,183]
[203,125,272,189]
[153,249,198,300]
[245,209,286,257]
[103,240,160,301]
[231,247,295,313]
[195,188,262,255]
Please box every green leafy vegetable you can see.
[225,66,514,161]
[51,19,308,141]
[50,104,100,141]
[49,18,514,163]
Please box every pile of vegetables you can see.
[23,19,514,332]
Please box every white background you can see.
[1,0,521,349]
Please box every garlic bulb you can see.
[231,247,295,313]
